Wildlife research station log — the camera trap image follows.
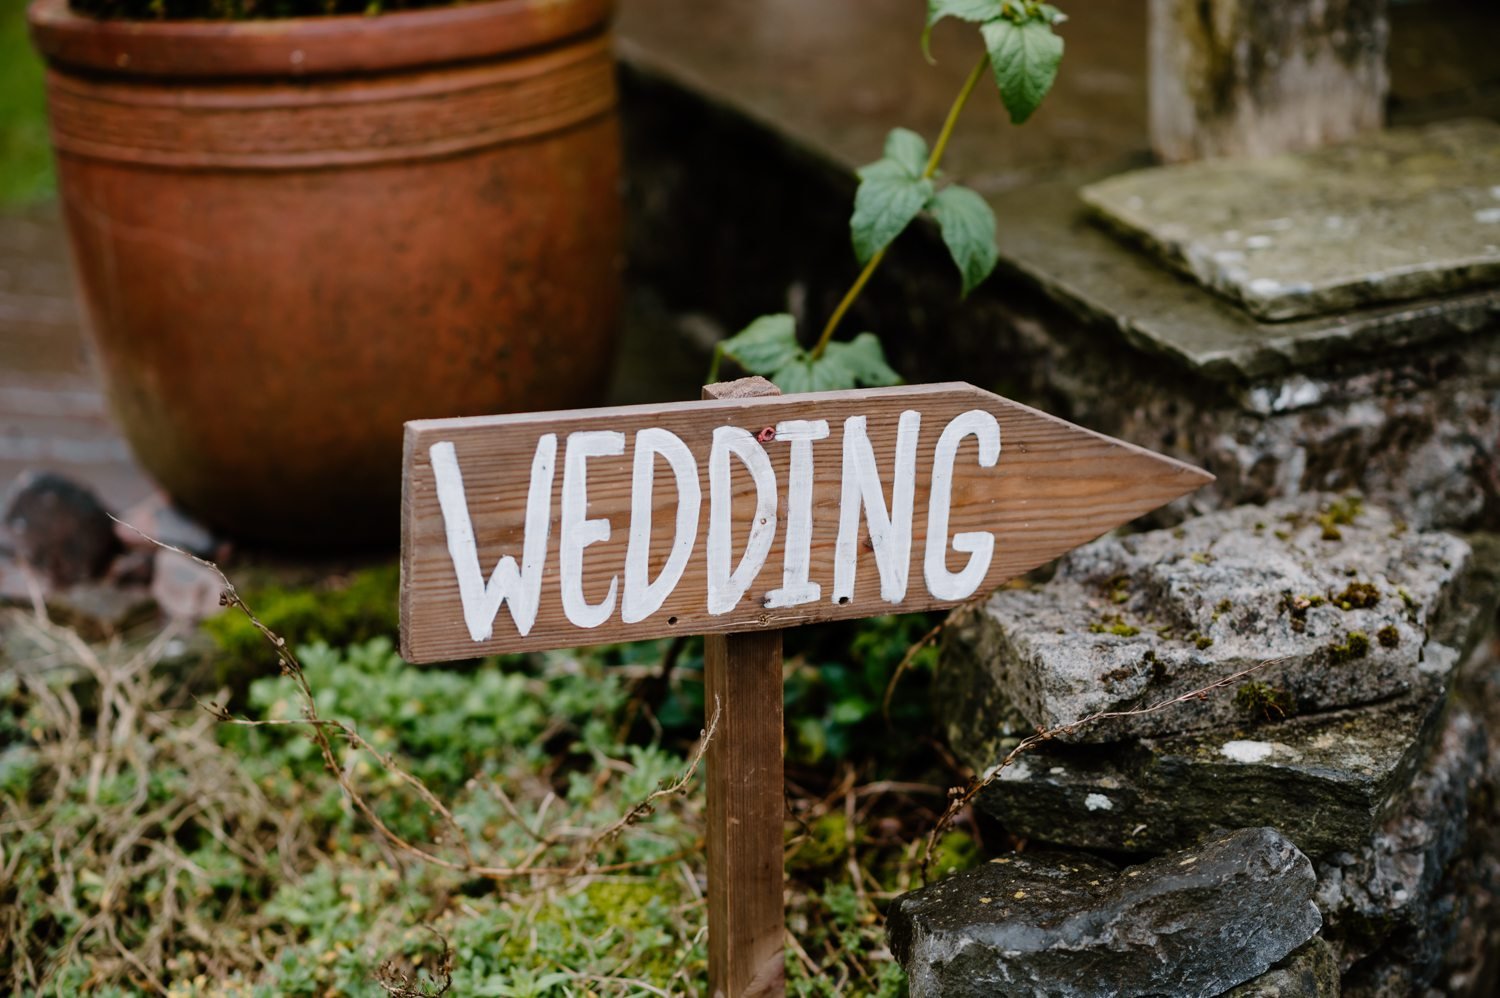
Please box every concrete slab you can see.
[1081,120,1500,321]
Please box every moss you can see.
[1234,682,1296,722]
[1316,495,1364,541]
[1089,615,1139,638]
[1377,625,1400,648]
[1189,552,1214,565]
[787,813,852,873]
[1332,581,1380,610]
[203,563,401,678]
[1281,592,1325,633]
[1328,631,1371,664]
[926,830,978,878]
[1188,631,1214,650]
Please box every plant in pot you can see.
[26,0,622,548]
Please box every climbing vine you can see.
[709,0,1067,392]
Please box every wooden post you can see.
[1149,0,1388,162]
[702,377,786,998]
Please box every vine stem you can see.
[809,51,991,360]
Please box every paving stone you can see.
[1082,120,1500,322]
[939,496,1473,744]
[887,827,1321,998]
[1221,938,1340,998]
[966,690,1444,859]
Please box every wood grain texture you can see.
[702,377,786,998]
[704,629,786,998]
[399,383,1213,662]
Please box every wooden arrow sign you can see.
[399,382,1212,663]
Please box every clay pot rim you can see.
[27,0,612,79]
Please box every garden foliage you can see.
[1,586,954,995]
[714,0,1067,393]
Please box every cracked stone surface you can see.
[965,688,1446,859]
[1222,938,1340,998]
[887,827,1322,998]
[1316,701,1486,996]
[1082,120,1500,322]
[939,496,1472,744]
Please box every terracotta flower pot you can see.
[27,0,622,548]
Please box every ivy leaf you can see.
[981,15,1064,124]
[717,313,801,375]
[923,0,1006,58]
[882,127,930,177]
[927,184,999,296]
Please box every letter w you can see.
[430,436,556,642]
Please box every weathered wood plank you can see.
[400,382,1212,662]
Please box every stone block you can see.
[1149,0,1388,164]
[1316,701,1487,995]
[940,496,1473,744]
[887,827,1321,998]
[969,690,1444,859]
[1222,938,1340,998]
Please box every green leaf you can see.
[717,313,802,376]
[882,127,929,177]
[923,0,1006,58]
[981,15,1064,124]
[821,333,902,387]
[770,359,818,394]
[851,170,933,265]
[927,0,1005,24]
[927,185,999,296]
[763,332,902,393]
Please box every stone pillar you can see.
[1149,0,1389,162]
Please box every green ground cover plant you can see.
[0,564,960,996]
